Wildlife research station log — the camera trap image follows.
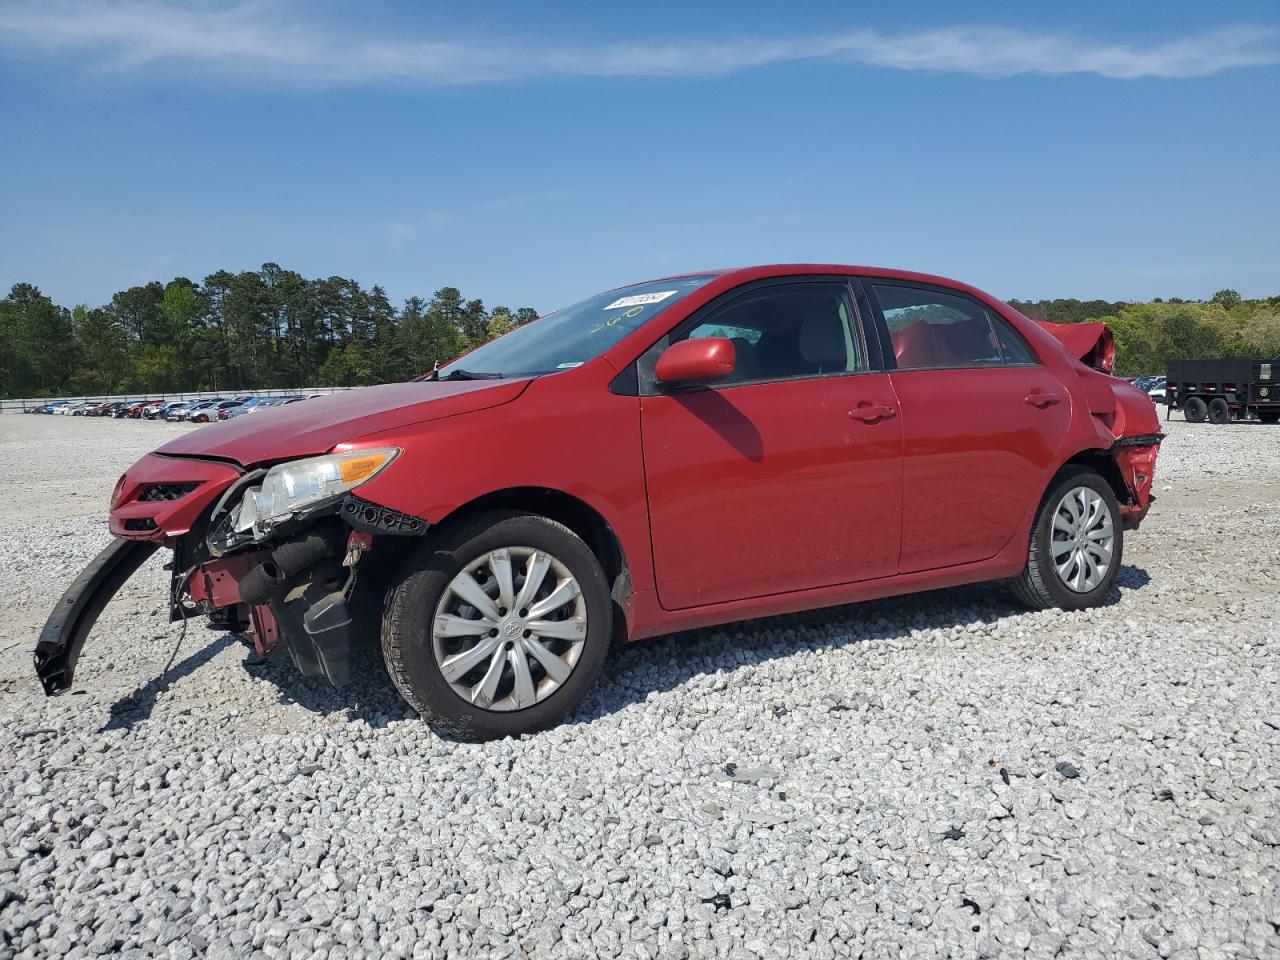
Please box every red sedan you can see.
[37,265,1162,739]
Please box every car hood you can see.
[156,378,532,466]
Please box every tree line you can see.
[1009,289,1280,376]
[4,267,1279,399]
[0,263,537,398]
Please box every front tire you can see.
[1207,397,1231,425]
[1257,410,1279,425]
[1012,466,1123,611]
[382,510,612,741]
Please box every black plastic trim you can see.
[340,495,431,535]
[35,539,160,695]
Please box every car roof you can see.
[620,263,994,300]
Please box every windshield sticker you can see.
[604,291,677,310]
[556,361,584,369]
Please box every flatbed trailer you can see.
[1166,358,1280,424]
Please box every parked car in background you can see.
[192,400,243,423]
[38,263,1165,741]
[142,401,177,419]
[221,396,264,419]
[223,397,288,418]
[162,401,198,422]
[1146,376,1167,404]
[182,400,228,422]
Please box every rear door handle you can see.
[849,404,896,422]
[1025,392,1061,408]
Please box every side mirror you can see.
[654,337,736,386]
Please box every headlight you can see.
[234,447,399,536]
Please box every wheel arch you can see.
[433,486,632,638]
[1050,445,1132,506]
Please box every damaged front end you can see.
[35,447,429,696]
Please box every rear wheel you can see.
[382,510,612,741]
[1184,396,1207,423]
[1012,466,1122,611]
[1207,397,1231,425]
[1259,410,1280,425]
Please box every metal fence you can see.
[0,387,352,416]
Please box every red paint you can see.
[110,264,1161,642]
[249,604,282,656]
[187,550,272,607]
[108,453,242,544]
[889,366,1070,572]
[641,373,903,608]
[654,337,736,384]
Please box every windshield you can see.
[436,275,717,379]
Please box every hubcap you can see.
[432,547,587,712]
[1051,486,1115,593]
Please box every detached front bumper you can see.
[34,538,159,694]
[37,452,429,696]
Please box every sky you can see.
[1,1,1278,313]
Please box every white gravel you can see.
[1,413,1277,960]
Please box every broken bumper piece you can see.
[1112,433,1164,530]
[37,448,432,695]
[34,538,159,695]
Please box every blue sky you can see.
[1,1,1278,313]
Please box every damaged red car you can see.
[36,265,1162,740]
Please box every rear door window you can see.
[871,283,1036,369]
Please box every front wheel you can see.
[1258,410,1280,425]
[1207,397,1231,425]
[382,510,613,741]
[1012,467,1123,611]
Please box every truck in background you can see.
[1166,359,1280,424]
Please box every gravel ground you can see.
[0,413,1277,960]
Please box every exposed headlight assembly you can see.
[234,448,399,538]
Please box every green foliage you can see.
[485,306,517,341]
[1014,295,1280,376]
[1,266,538,398]
[0,284,78,396]
[1211,288,1242,310]
[9,267,1275,397]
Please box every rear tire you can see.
[1259,410,1280,425]
[1184,396,1207,423]
[382,510,613,741]
[1012,466,1123,611]
[1207,397,1231,425]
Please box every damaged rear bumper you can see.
[1112,432,1164,530]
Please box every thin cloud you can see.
[0,2,1276,85]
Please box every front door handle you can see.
[849,403,897,422]
[1025,392,1061,408]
